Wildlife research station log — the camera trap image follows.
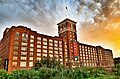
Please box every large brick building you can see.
[0,18,114,72]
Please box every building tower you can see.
[57,18,79,67]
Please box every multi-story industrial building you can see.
[0,18,114,72]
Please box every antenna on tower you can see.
[64,0,68,18]
[65,6,68,18]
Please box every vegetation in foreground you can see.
[0,57,120,79]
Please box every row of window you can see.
[12,56,63,67]
[15,32,62,43]
[13,56,33,60]
[12,61,33,67]
[59,24,75,31]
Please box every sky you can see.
[0,0,120,58]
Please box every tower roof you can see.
[57,18,77,25]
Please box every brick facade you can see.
[0,18,114,72]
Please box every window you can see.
[65,49,67,52]
[49,50,53,54]
[20,62,26,67]
[60,59,63,61]
[21,47,27,51]
[37,41,41,44]
[83,56,85,59]
[43,46,47,49]
[43,50,47,53]
[43,38,47,41]
[22,38,28,42]
[37,45,41,48]
[22,33,28,38]
[49,39,53,42]
[29,62,33,67]
[54,47,58,50]
[13,51,18,55]
[87,63,89,66]
[20,56,26,61]
[65,51,67,54]
[49,47,53,49]
[54,44,58,47]
[22,42,27,46]
[29,57,33,60]
[15,32,20,36]
[55,55,58,57]
[59,41,62,44]
[65,45,67,49]
[12,62,17,67]
[37,37,41,40]
[60,26,62,31]
[49,54,53,57]
[14,46,18,50]
[59,51,62,54]
[21,52,27,55]
[84,63,87,66]
[13,56,18,60]
[30,48,34,51]
[37,49,41,52]
[59,48,62,51]
[80,57,82,59]
[80,54,82,56]
[14,37,19,40]
[43,42,47,45]
[49,43,53,46]
[30,52,33,56]
[37,53,41,56]
[30,44,34,47]
[54,51,58,54]
[59,44,62,47]
[37,57,41,61]
[86,60,88,63]
[30,39,34,42]
[54,40,58,43]
[30,35,34,39]
[43,54,47,57]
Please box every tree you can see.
[32,56,63,70]
[114,57,120,66]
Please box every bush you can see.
[116,64,120,69]
[0,66,120,79]
[113,64,120,76]
[12,70,31,79]
[0,69,9,79]
[32,57,63,70]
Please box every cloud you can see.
[76,0,120,57]
[0,0,69,38]
[78,16,120,57]
[0,0,119,57]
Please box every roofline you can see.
[104,49,112,52]
[57,18,77,25]
[78,42,96,48]
[9,26,64,40]
[77,42,111,50]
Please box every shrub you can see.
[32,57,63,70]
[0,66,120,79]
[0,69,9,79]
